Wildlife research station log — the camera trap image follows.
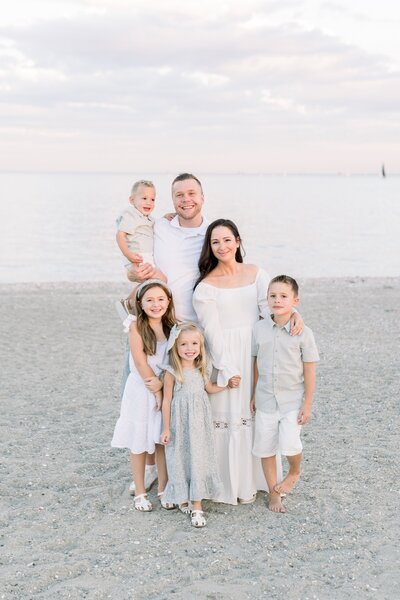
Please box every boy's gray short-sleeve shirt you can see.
[252,317,319,414]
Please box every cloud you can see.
[0,1,399,171]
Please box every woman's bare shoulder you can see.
[242,263,259,276]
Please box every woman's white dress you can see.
[192,268,283,505]
[111,340,167,454]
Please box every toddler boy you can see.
[251,275,319,513]
[115,180,166,317]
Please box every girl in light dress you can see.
[111,280,176,512]
[160,323,237,527]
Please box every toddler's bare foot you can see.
[268,491,285,513]
[274,471,300,494]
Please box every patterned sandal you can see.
[158,492,176,510]
[134,493,152,512]
[191,510,206,528]
[178,502,191,515]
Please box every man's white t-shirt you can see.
[154,216,209,322]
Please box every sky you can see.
[1,0,399,174]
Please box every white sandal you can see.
[191,510,206,528]
[134,493,152,512]
[158,492,176,510]
[178,502,191,515]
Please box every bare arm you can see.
[205,381,227,394]
[161,372,175,444]
[129,322,159,381]
[250,358,258,414]
[116,231,144,265]
[298,362,317,425]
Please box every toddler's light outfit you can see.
[116,204,154,268]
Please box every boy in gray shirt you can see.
[251,275,319,513]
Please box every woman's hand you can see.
[161,430,171,445]
[144,376,162,393]
[228,375,241,388]
[290,312,304,336]
[250,397,256,414]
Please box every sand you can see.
[1,278,399,600]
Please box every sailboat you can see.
[382,164,386,178]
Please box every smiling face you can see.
[172,178,204,225]
[267,281,299,320]
[140,286,170,319]
[210,225,240,262]
[130,184,156,216]
[176,330,202,362]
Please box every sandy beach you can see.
[1,278,399,600]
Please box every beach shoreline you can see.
[1,278,399,599]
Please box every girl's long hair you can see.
[135,281,176,355]
[169,322,207,383]
[194,219,244,289]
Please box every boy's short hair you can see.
[171,173,203,193]
[268,275,299,296]
[130,180,155,196]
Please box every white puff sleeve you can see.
[192,283,238,387]
[256,268,271,319]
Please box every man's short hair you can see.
[171,173,203,193]
[268,275,299,296]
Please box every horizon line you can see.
[0,170,398,177]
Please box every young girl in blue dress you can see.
[111,280,176,512]
[160,323,237,527]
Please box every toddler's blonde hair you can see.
[130,180,155,196]
[169,322,207,384]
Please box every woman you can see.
[192,219,302,505]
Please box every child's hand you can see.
[250,398,256,414]
[128,253,144,265]
[297,405,311,425]
[228,375,241,388]
[160,430,171,445]
[144,376,162,393]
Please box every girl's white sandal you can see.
[157,492,176,510]
[178,502,191,515]
[134,493,152,512]
[191,510,206,528]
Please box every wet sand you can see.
[1,278,399,599]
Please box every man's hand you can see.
[127,262,155,282]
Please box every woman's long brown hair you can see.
[194,219,244,289]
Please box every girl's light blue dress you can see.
[161,365,221,504]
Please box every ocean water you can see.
[0,172,399,282]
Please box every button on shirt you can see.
[154,216,209,322]
[252,317,320,414]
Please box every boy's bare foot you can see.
[274,471,300,494]
[268,492,286,513]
